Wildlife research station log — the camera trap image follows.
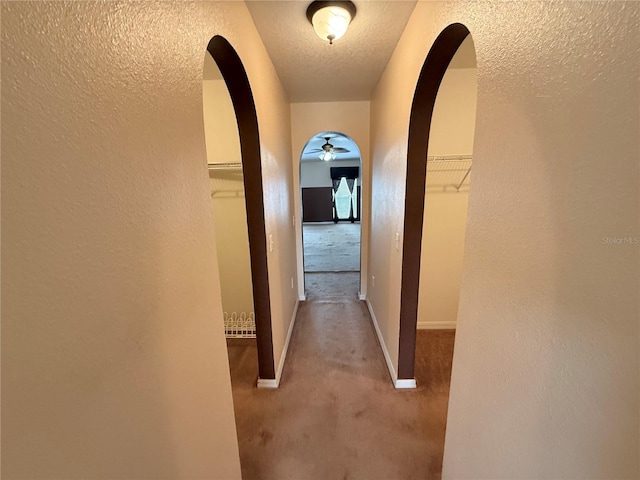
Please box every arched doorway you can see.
[206,36,275,383]
[299,131,363,299]
[398,24,474,382]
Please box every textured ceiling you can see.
[301,132,360,161]
[246,0,417,103]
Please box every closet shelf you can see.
[207,162,242,170]
[208,162,245,197]
[426,155,472,192]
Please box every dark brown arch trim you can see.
[207,36,275,380]
[398,23,471,380]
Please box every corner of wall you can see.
[365,299,415,389]
[258,298,299,389]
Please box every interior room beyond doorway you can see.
[300,132,362,296]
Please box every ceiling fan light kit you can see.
[306,1,356,45]
[320,151,336,161]
[309,136,351,161]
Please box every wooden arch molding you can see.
[207,36,275,380]
[398,23,471,380]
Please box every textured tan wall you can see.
[369,2,639,477]
[1,1,296,478]
[290,101,371,298]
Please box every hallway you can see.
[227,273,455,480]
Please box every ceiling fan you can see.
[308,136,351,161]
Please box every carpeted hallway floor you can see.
[226,272,455,480]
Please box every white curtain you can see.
[334,177,352,219]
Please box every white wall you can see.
[1,1,296,478]
[427,68,477,156]
[203,62,254,321]
[300,159,361,188]
[290,101,370,299]
[418,67,477,329]
[203,68,242,164]
[369,2,639,478]
[209,175,254,318]
[418,192,470,329]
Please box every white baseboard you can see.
[257,299,299,389]
[417,321,456,330]
[365,299,416,390]
[298,294,306,301]
[395,379,417,389]
[257,378,278,389]
[276,299,299,382]
[358,292,366,301]
[365,299,397,383]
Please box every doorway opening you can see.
[398,23,477,383]
[299,131,362,300]
[204,36,275,385]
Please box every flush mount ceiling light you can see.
[306,1,356,45]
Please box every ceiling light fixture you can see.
[306,1,356,45]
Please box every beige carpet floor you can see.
[226,272,455,480]
[303,223,360,272]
